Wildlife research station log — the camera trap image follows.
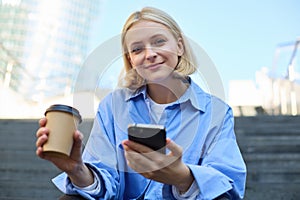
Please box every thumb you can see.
[166,138,183,158]
[70,130,84,160]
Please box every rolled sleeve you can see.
[52,162,121,199]
[73,168,102,196]
[187,138,246,199]
[188,164,233,199]
[172,180,200,199]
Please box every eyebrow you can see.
[128,33,167,48]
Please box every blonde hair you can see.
[118,7,197,89]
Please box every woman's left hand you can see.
[122,138,194,193]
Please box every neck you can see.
[146,76,189,104]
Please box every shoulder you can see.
[97,87,138,110]
[100,87,133,101]
[190,79,231,113]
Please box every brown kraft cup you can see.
[43,104,82,158]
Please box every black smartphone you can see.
[127,124,166,154]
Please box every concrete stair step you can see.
[0,150,55,167]
[0,179,63,199]
[243,153,300,184]
[238,135,300,153]
[240,144,300,154]
[235,116,300,136]
[247,170,300,183]
[244,182,300,200]
[244,152,300,159]
[244,153,300,167]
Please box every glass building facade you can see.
[0,0,102,101]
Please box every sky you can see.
[87,0,300,100]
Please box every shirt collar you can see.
[178,78,208,112]
[124,86,147,102]
[124,77,208,112]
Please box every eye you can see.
[154,38,166,46]
[131,46,143,54]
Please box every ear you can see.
[177,37,184,56]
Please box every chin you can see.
[146,75,172,85]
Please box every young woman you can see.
[36,7,246,199]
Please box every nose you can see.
[145,46,157,61]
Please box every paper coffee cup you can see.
[43,104,82,158]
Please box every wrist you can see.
[68,163,94,187]
[174,165,194,193]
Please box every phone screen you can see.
[127,124,166,153]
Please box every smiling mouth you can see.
[145,62,164,69]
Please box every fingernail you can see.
[123,140,130,145]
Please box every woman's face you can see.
[125,20,184,83]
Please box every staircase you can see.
[0,116,300,199]
[0,119,93,200]
[235,116,300,200]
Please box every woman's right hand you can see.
[35,117,84,173]
[35,118,94,187]
[36,118,94,187]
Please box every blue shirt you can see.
[53,78,247,199]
